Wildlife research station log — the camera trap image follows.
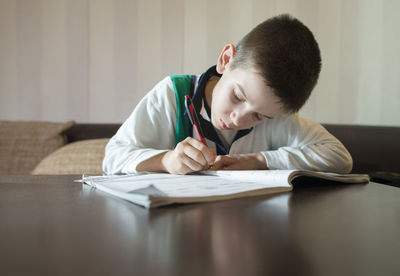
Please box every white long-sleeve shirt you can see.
[103,76,352,174]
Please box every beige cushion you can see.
[32,138,109,175]
[0,120,74,175]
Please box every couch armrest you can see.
[323,124,400,174]
[65,123,121,143]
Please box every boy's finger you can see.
[182,145,208,167]
[211,155,233,170]
[210,156,225,170]
[186,137,216,165]
[179,154,204,172]
[185,137,207,150]
[203,148,216,166]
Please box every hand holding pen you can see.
[158,95,216,175]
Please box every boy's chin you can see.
[211,122,221,130]
[211,121,225,130]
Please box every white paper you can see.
[83,171,291,198]
[81,170,369,208]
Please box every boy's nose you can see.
[230,111,248,128]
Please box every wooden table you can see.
[1,175,399,276]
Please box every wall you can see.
[0,0,399,125]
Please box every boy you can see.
[103,14,353,175]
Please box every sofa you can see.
[0,121,112,175]
[0,120,399,185]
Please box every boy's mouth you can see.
[220,119,232,130]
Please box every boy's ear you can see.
[216,44,236,74]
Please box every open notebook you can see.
[80,170,370,208]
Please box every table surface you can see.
[1,175,399,276]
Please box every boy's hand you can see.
[211,153,268,171]
[161,137,216,175]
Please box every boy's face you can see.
[208,64,284,131]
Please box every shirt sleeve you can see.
[261,114,353,173]
[102,77,178,174]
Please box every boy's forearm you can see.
[252,152,269,170]
[136,151,170,173]
[241,152,269,170]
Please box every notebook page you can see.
[83,172,291,198]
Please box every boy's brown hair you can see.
[231,14,321,113]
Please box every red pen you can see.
[184,95,208,146]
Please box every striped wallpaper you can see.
[0,0,399,126]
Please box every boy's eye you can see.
[254,113,262,121]
[233,91,244,103]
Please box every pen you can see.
[184,95,208,146]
